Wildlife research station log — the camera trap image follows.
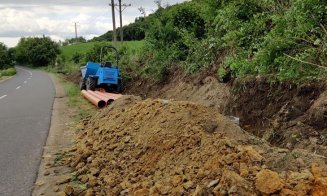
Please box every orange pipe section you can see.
[87,90,114,105]
[81,90,106,108]
[94,91,123,100]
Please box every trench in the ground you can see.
[224,78,327,154]
[64,71,327,154]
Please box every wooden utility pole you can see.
[112,1,131,45]
[118,0,123,44]
[109,0,117,48]
[74,22,79,39]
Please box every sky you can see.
[0,0,187,47]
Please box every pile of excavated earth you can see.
[63,95,327,195]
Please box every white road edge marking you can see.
[16,86,21,90]
[0,95,7,100]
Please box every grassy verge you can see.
[61,40,144,60]
[42,63,81,74]
[62,80,96,120]
[0,67,16,80]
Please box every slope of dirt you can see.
[64,71,81,85]
[124,76,230,112]
[63,97,327,195]
[225,77,327,156]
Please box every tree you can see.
[0,42,13,69]
[15,36,60,67]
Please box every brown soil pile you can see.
[64,96,327,195]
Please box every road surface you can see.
[0,66,55,195]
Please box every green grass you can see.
[63,81,96,120]
[60,40,145,60]
[42,62,81,74]
[0,67,16,79]
[61,42,96,60]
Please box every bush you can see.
[0,67,16,77]
[140,0,326,81]
[15,36,60,67]
[71,52,84,64]
[84,42,117,63]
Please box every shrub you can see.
[15,36,60,67]
[0,67,16,77]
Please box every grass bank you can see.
[60,40,144,60]
[62,80,95,120]
[0,67,16,80]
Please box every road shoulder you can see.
[32,74,76,196]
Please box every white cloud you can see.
[0,0,188,47]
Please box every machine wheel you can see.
[115,83,122,93]
[86,77,97,91]
[115,78,122,93]
[79,78,86,90]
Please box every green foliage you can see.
[140,1,208,78]
[84,42,117,63]
[71,52,84,64]
[15,36,60,67]
[207,0,327,80]
[59,0,327,82]
[92,17,147,42]
[0,67,16,77]
[0,42,14,69]
[63,81,95,120]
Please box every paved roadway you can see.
[0,66,55,195]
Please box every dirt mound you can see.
[64,97,327,195]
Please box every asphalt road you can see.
[0,66,55,196]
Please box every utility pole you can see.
[118,0,123,44]
[111,1,131,46]
[109,0,117,48]
[74,22,79,39]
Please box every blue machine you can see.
[80,46,121,92]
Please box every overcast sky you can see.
[0,0,187,47]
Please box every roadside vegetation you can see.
[7,0,326,84]
[54,0,327,83]
[15,36,60,67]
[0,42,15,79]
[129,0,327,82]
[62,80,95,120]
[45,40,145,75]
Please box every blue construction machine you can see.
[80,46,121,92]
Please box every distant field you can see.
[60,40,145,59]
